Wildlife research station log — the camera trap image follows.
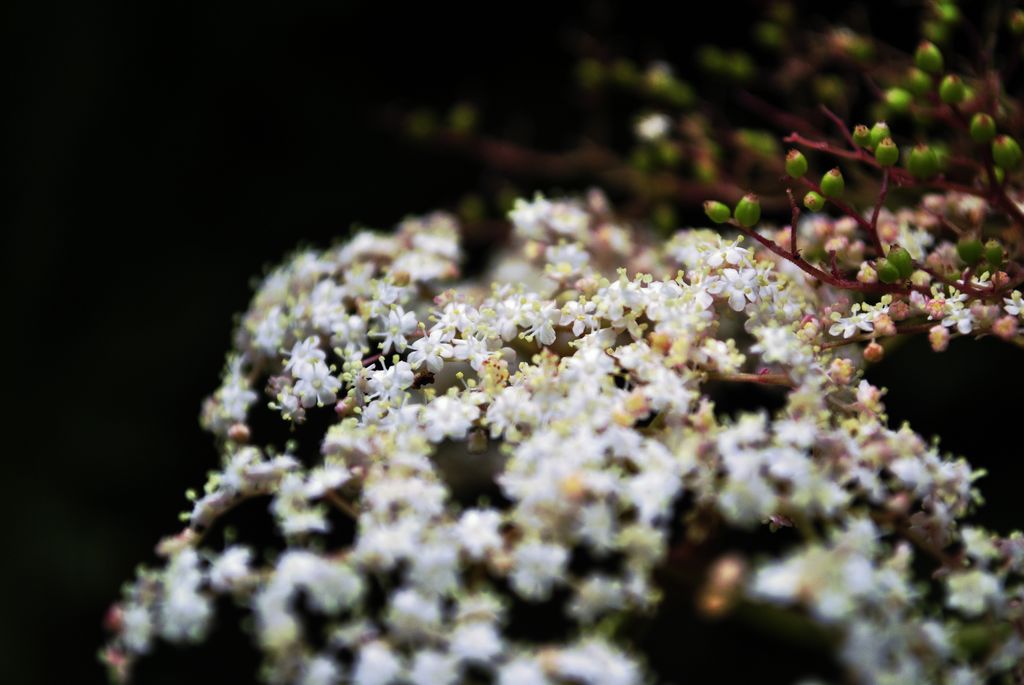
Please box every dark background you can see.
[8,1,1023,683]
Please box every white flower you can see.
[942,305,975,335]
[365,362,415,402]
[121,603,154,654]
[560,299,599,336]
[455,508,504,560]
[409,650,458,685]
[158,549,211,642]
[522,300,560,345]
[375,306,419,353]
[828,311,873,339]
[450,621,502,662]
[408,330,453,372]
[285,336,327,378]
[1004,291,1023,318]
[387,588,442,637]
[352,641,403,685]
[555,640,641,685]
[946,570,1000,616]
[210,546,252,592]
[295,361,342,407]
[498,657,550,685]
[635,112,671,141]
[510,540,568,600]
[707,267,759,311]
[452,335,492,371]
[420,396,481,442]
[301,655,341,685]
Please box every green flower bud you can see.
[869,122,891,149]
[923,20,950,44]
[785,149,808,178]
[907,144,939,179]
[876,258,901,284]
[939,75,966,104]
[820,168,845,198]
[803,191,826,212]
[985,239,1005,269]
[448,103,478,134]
[993,166,1006,185]
[885,88,913,113]
[734,194,761,228]
[914,41,944,74]
[754,21,784,50]
[956,237,984,265]
[905,67,933,97]
[1010,9,1024,36]
[969,113,997,143]
[852,124,872,148]
[704,200,731,224]
[887,246,914,279]
[992,135,1023,170]
[935,2,960,25]
[875,137,899,166]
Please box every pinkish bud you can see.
[864,341,885,362]
[993,315,1019,340]
[888,300,911,321]
[829,358,855,385]
[228,423,250,443]
[929,325,950,352]
[873,314,897,337]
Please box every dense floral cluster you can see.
[104,192,1024,684]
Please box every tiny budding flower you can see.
[785,149,808,178]
[875,258,901,284]
[819,168,844,198]
[956,237,983,265]
[938,74,966,105]
[885,87,913,113]
[852,124,871,148]
[907,144,939,179]
[1011,9,1024,35]
[914,40,944,74]
[868,121,890,149]
[984,239,1004,269]
[929,324,950,351]
[874,137,899,167]
[863,341,884,362]
[704,200,731,224]
[886,246,913,279]
[803,191,825,212]
[733,194,761,228]
[992,135,1022,171]
[905,67,932,96]
[969,113,996,143]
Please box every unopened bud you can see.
[993,315,1019,340]
[929,324,950,352]
[864,341,885,362]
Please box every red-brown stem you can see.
[705,371,794,388]
[725,220,910,295]
[797,177,880,252]
[819,105,858,149]
[869,169,890,255]
[786,187,800,256]
[819,322,937,350]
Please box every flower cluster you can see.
[105,194,1024,684]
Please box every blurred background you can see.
[8,0,1024,683]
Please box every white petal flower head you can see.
[455,508,504,560]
